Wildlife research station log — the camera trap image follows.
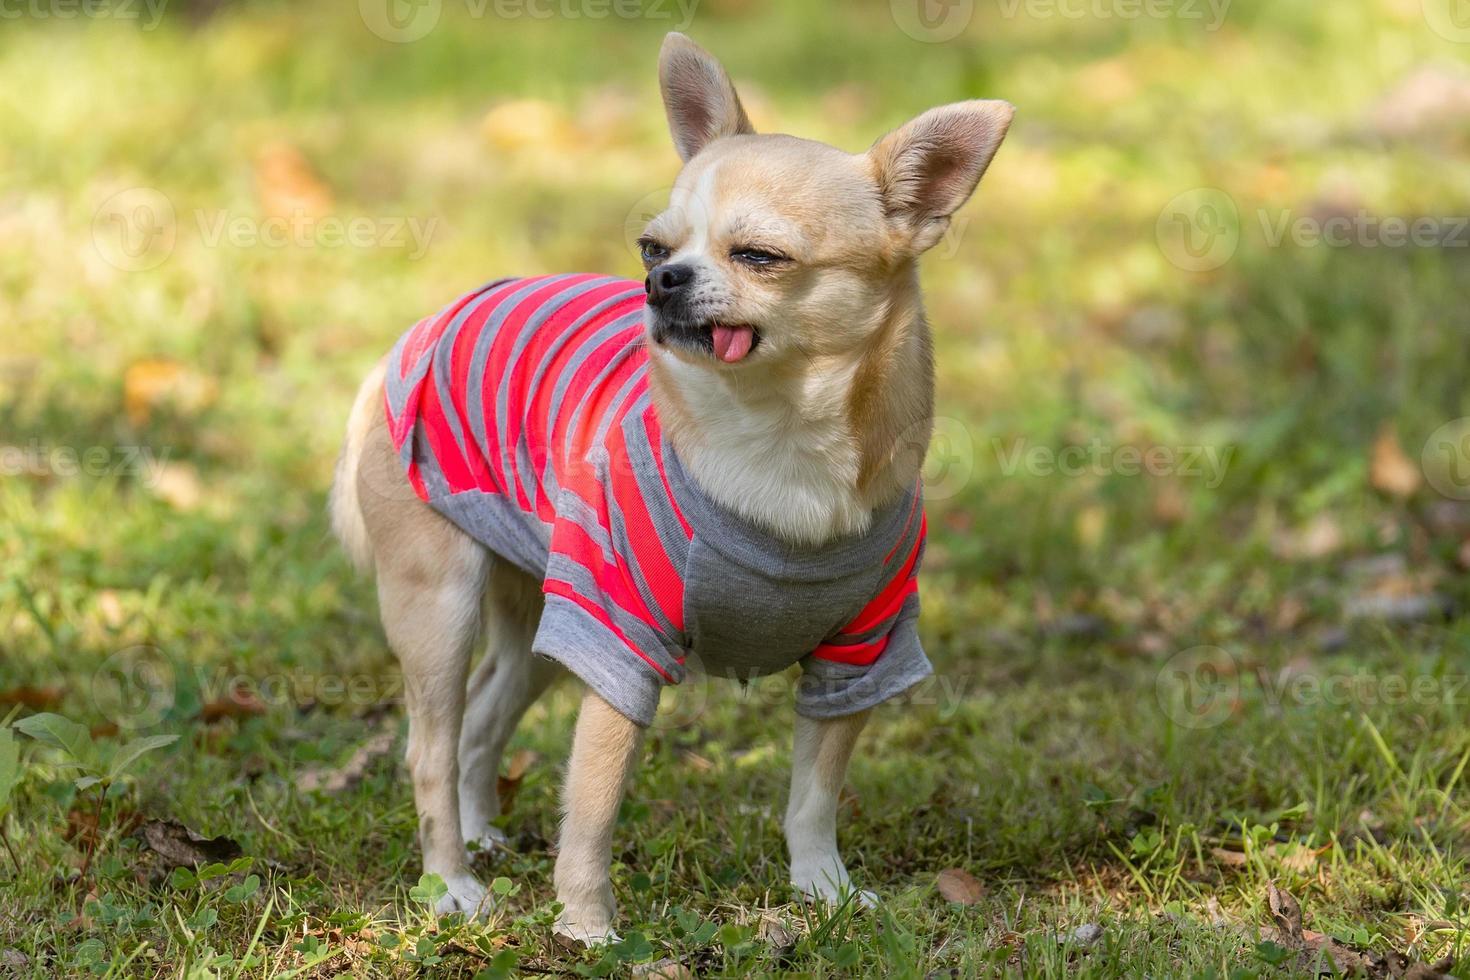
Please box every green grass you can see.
[3,0,1470,975]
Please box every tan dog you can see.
[331,33,1011,943]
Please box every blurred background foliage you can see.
[3,0,1467,633]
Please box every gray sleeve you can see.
[793,596,933,719]
[532,594,664,726]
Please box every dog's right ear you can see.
[868,100,1014,255]
[659,32,755,163]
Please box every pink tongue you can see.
[711,324,755,363]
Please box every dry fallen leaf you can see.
[0,685,64,711]
[123,359,218,427]
[759,917,797,954]
[297,724,397,795]
[151,463,204,511]
[65,808,100,850]
[198,688,267,724]
[632,958,695,980]
[1210,847,1248,867]
[139,819,243,868]
[481,99,576,155]
[1151,481,1188,525]
[1371,424,1422,500]
[680,750,714,773]
[253,141,333,220]
[95,590,126,629]
[1267,842,1321,873]
[495,748,539,815]
[1272,513,1344,560]
[936,867,986,905]
[1262,882,1455,978]
[1273,596,1308,632]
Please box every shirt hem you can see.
[533,593,667,726]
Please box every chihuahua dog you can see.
[330,32,1011,942]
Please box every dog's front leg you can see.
[786,709,877,907]
[554,690,644,944]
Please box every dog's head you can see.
[640,32,1013,370]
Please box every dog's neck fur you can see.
[649,269,934,546]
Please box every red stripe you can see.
[645,408,693,540]
[407,463,428,501]
[845,515,925,635]
[504,280,635,512]
[606,392,684,632]
[545,328,635,470]
[465,276,590,501]
[525,296,640,461]
[493,275,602,507]
[547,507,658,629]
[416,371,478,494]
[811,633,891,667]
[884,484,923,564]
[543,579,675,683]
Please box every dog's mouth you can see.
[654,318,761,364]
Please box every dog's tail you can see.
[329,358,387,573]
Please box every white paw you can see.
[463,823,511,856]
[792,863,877,910]
[554,915,620,947]
[434,872,489,919]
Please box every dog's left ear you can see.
[868,100,1014,255]
[659,32,756,162]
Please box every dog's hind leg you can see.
[357,418,491,918]
[457,559,562,852]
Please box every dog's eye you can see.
[637,238,670,266]
[730,247,788,266]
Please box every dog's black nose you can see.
[645,263,694,307]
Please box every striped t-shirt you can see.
[384,274,931,725]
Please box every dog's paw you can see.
[792,864,878,910]
[553,915,620,948]
[434,872,490,919]
[463,823,511,857]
